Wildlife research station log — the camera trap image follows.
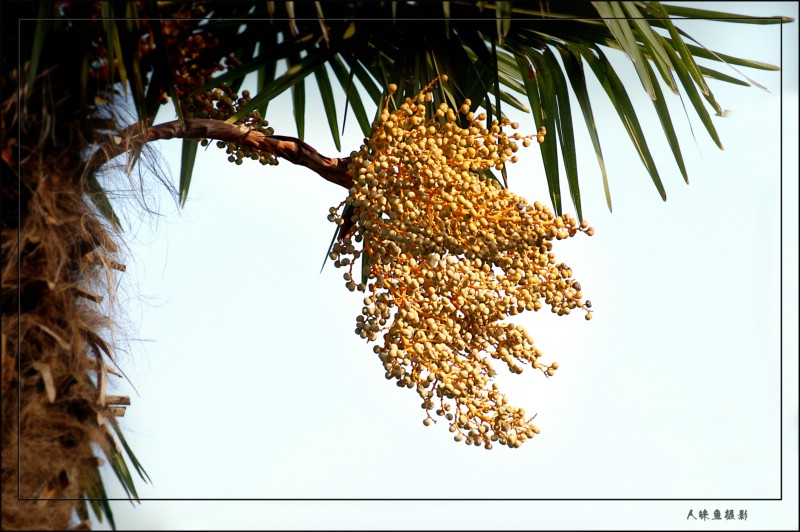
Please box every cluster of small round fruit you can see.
[154,16,279,166]
[329,78,593,448]
[154,9,222,107]
[194,87,279,167]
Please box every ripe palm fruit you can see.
[330,78,594,449]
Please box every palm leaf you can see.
[188,38,303,97]
[78,0,783,219]
[256,33,280,117]
[657,36,724,149]
[287,51,306,140]
[592,2,656,100]
[227,43,259,98]
[228,49,331,124]
[179,139,199,207]
[493,47,534,98]
[647,2,710,96]
[108,450,139,500]
[342,54,383,105]
[496,1,512,45]
[83,466,116,530]
[542,46,582,220]
[320,222,341,273]
[25,2,50,97]
[329,54,373,138]
[109,416,152,485]
[428,53,459,111]
[668,36,781,72]
[361,249,371,285]
[641,56,689,184]
[513,48,562,214]
[557,45,612,212]
[621,2,679,95]
[314,65,342,151]
[661,4,793,24]
[576,44,667,201]
[452,30,496,100]
[98,5,125,97]
[698,65,751,87]
[86,173,122,229]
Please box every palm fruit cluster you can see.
[158,13,279,166]
[329,78,594,449]
[200,87,279,167]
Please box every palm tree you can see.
[1,1,789,529]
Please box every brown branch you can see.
[86,119,354,190]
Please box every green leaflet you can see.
[109,417,151,485]
[87,173,122,229]
[329,54,373,137]
[287,51,306,140]
[658,36,724,150]
[592,2,655,100]
[256,57,279,117]
[178,139,200,207]
[621,2,679,95]
[512,47,562,215]
[557,45,612,213]
[647,2,710,96]
[662,4,793,24]
[577,44,667,201]
[314,65,342,151]
[667,36,780,72]
[342,54,383,104]
[228,51,330,125]
[542,46,582,221]
[25,2,50,98]
[496,1,512,45]
[641,57,689,184]
[698,65,751,87]
[361,249,371,285]
[84,466,116,530]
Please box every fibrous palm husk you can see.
[1,60,139,531]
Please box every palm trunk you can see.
[2,6,136,529]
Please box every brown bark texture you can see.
[89,119,354,190]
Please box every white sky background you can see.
[93,2,798,530]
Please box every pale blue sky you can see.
[95,3,798,529]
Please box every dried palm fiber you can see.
[1,10,149,530]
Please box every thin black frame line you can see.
[13,11,787,505]
[15,497,786,502]
[18,17,790,21]
[778,16,784,504]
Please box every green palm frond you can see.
[157,0,785,216]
